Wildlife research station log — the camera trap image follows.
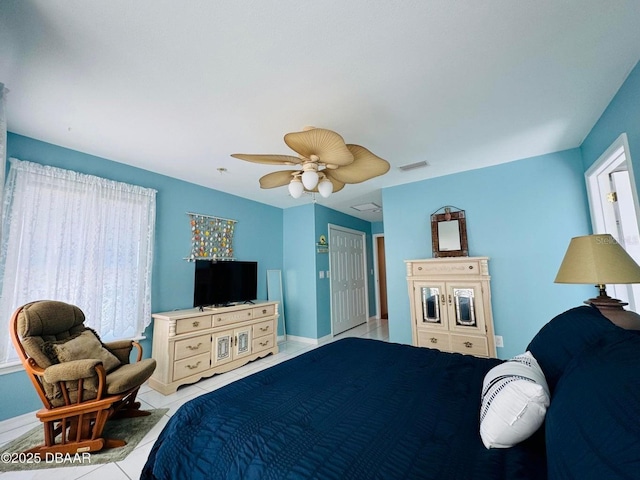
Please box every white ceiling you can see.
[1,1,640,222]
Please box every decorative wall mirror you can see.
[431,206,468,257]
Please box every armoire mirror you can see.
[431,206,468,257]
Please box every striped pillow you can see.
[479,351,550,449]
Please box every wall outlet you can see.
[319,271,324,279]
[494,335,504,348]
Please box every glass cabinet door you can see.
[453,288,476,326]
[447,282,485,332]
[415,283,446,326]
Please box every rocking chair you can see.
[10,300,157,456]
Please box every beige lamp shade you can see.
[555,234,640,285]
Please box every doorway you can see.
[373,234,388,319]
[329,225,368,335]
[585,133,640,310]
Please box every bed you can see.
[142,306,640,480]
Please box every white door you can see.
[329,226,367,335]
[585,133,640,310]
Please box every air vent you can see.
[351,202,381,212]
[399,160,429,171]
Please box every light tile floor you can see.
[0,318,389,479]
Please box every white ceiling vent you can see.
[351,202,382,212]
[398,160,429,172]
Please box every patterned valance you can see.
[186,212,236,261]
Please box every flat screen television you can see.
[193,260,258,308]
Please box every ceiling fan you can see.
[231,127,390,199]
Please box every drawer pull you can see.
[262,309,267,314]
[430,337,438,344]
[186,361,202,370]
[417,266,423,271]
[247,312,251,316]
[186,343,202,351]
[259,340,270,347]
[260,326,270,332]
[463,341,473,348]
[192,321,200,328]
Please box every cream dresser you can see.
[149,301,279,394]
[405,257,496,358]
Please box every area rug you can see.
[0,408,168,472]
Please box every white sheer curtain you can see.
[0,83,7,237]
[0,158,156,365]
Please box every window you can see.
[0,158,156,367]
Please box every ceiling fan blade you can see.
[259,170,300,189]
[321,172,346,193]
[284,128,354,166]
[327,145,390,184]
[231,154,302,166]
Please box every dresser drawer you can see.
[450,334,488,357]
[252,335,275,353]
[417,330,450,351]
[253,304,275,319]
[174,334,211,361]
[252,320,274,338]
[411,259,481,277]
[213,309,253,327]
[173,352,210,381]
[175,316,212,335]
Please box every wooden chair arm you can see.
[35,393,124,421]
[26,357,46,375]
[132,341,143,363]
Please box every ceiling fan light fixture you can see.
[288,178,304,198]
[232,127,390,199]
[301,170,319,190]
[318,178,333,198]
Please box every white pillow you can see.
[479,351,550,449]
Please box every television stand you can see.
[149,301,279,395]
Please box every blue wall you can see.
[282,203,375,340]
[314,204,376,337]
[282,204,318,339]
[382,149,594,358]
[371,221,384,235]
[581,61,640,179]
[1,133,284,420]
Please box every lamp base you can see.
[585,295,640,330]
[584,294,628,310]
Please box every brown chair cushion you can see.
[106,358,157,395]
[18,301,87,369]
[43,330,121,373]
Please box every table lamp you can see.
[555,233,640,329]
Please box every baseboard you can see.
[279,318,382,345]
[284,333,333,345]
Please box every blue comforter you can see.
[142,338,545,479]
